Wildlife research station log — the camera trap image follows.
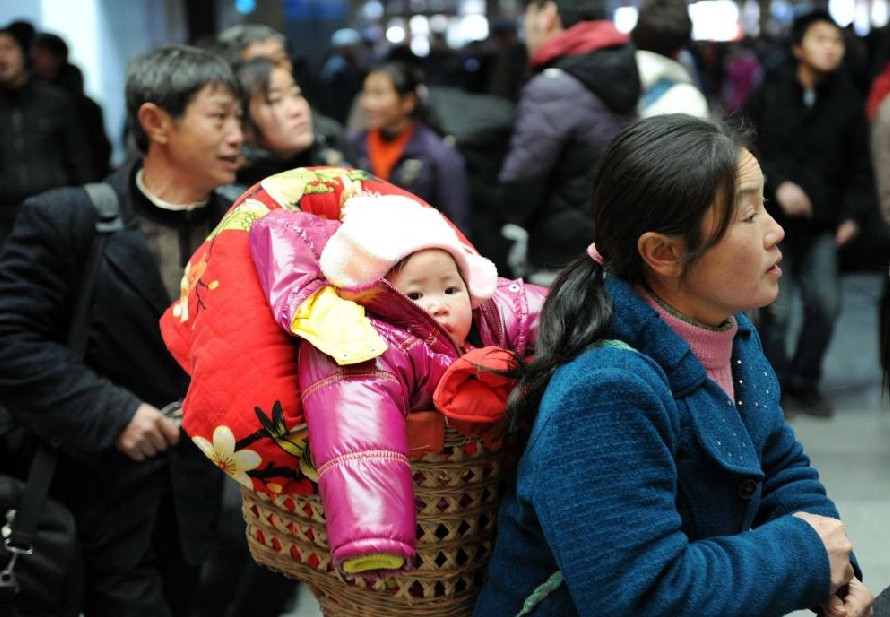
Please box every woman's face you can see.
[670,149,785,326]
[360,70,415,133]
[248,66,314,158]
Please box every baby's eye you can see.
[406,292,421,301]
[444,286,460,295]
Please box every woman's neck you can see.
[641,287,738,399]
[379,119,413,140]
[644,278,730,329]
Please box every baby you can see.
[384,248,473,350]
[249,193,545,579]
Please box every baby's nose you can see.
[424,298,447,315]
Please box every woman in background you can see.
[352,60,470,236]
[232,57,354,191]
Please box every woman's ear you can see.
[638,232,686,279]
[400,92,418,118]
[138,103,172,146]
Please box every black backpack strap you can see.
[68,183,122,356]
[83,182,123,234]
[2,183,122,564]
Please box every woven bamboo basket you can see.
[241,429,511,617]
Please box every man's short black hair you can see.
[791,9,839,47]
[216,24,286,65]
[631,0,692,58]
[126,44,240,154]
[4,19,34,57]
[0,24,30,57]
[33,33,69,60]
[526,0,608,28]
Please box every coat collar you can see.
[604,276,764,477]
[101,161,230,314]
[605,276,755,398]
[358,122,433,161]
[339,280,462,357]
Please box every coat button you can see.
[737,479,758,500]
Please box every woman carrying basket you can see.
[472,114,874,617]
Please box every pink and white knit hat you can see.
[319,193,498,308]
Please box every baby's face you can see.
[386,249,473,348]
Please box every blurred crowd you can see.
[1,1,890,614]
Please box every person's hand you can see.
[836,220,858,247]
[776,182,813,217]
[821,593,848,617]
[842,579,874,617]
[793,512,854,594]
[116,402,180,461]
[818,579,874,617]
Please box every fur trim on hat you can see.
[319,193,498,308]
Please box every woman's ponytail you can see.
[507,256,612,430]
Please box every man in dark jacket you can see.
[0,44,243,615]
[497,0,639,281]
[31,32,113,182]
[0,24,91,246]
[743,10,875,418]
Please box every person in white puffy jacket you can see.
[631,0,709,119]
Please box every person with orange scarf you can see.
[352,60,471,237]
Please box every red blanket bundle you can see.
[160,167,407,494]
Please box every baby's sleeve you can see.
[248,209,337,332]
[249,209,386,365]
[298,340,416,579]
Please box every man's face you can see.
[32,46,62,82]
[793,21,845,74]
[523,2,558,57]
[0,34,27,87]
[165,84,243,195]
[359,70,415,133]
[522,2,546,56]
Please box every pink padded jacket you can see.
[249,209,545,577]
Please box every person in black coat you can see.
[0,24,92,247]
[31,32,113,182]
[742,10,876,418]
[0,44,244,616]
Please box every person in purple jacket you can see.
[496,0,639,282]
[248,191,546,580]
[351,60,471,237]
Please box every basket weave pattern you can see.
[242,430,512,617]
